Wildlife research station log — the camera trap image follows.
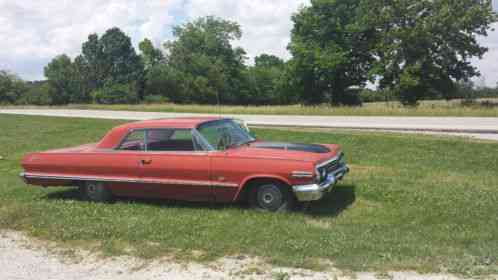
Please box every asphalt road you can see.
[1,109,497,141]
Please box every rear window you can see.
[118,130,145,151]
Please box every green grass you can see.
[0,114,497,276]
[5,98,498,117]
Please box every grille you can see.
[317,153,344,183]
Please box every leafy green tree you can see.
[254,54,284,68]
[79,28,144,102]
[71,55,92,103]
[245,54,288,105]
[17,82,54,105]
[0,70,27,104]
[99,28,144,85]
[164,16,247,104]
[81,34,105,91]
[367,0,496,105]
[289,0,376,105]
[143,64,185,102]
[44,54,76,104]
[139,38,164,70]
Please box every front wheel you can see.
[80,181,113,202]
[249,181,294,212]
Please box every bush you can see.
[143,94,169,104]
[327,88,363,106]
[91,83,138,104]
[16,83,53,105]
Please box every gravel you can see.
[1,231,488,280]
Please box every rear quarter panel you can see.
[21,150,143,185]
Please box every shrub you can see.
[91,83,138,104]
[16,83,53,105]
[143,94,169,104]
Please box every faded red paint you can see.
[21,117,342,203]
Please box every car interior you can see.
[118,129,197,152]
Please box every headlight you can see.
[321,168,327,179]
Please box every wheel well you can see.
[237,177,292,202]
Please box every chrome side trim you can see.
[291,171,314,178]
[20,172,239,188]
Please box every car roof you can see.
[96,117,227,149]
[124,116,225,129]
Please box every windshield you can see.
[197,119,255,150]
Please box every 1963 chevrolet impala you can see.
[20,117,349,212]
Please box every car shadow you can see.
[300,184,356,217]
[44,184,356,217]
[44,188,237,210]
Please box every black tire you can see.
[249,181,295,212]
[80,181,113,202]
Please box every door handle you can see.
[141,159,152,165]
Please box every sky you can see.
[0,0,497,86]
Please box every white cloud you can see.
[0,0,183,80]
[184,0,309,63]
[473,23,498,87]
[1,0,497,87]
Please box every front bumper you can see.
[292,165,349,202]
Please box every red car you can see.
[20,117,349,212]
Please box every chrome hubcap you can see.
[263,193,274,204]
[87,183,97,195]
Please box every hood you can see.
[226,142,341,164]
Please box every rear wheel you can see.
[249,181,294,212]
[80,181,113,202]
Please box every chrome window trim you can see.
[192,129,215,151]
[115,129,147,151]
[115,128,210,153]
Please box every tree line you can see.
[1,0,496,107]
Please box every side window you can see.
[146,129,197,152]
[118,130,145,151]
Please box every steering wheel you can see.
[217,132,232,150]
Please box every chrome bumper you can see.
[292,165,349,202]
[19,172,27,183]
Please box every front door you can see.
[138,129,212,201]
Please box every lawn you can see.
[3,98,498,117]
[0,114,497,276]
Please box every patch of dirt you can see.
[0,230,492,280]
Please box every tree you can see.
[367,0,496,105]
[79,28,144,102]
[245,54,288,105]
[289,0,376,105]
[164,16,247,104]
[139,38,164,70]
[254,54,284,68]
[44,54,76,104]
[81,33,105,91]
[17,82,54,105]
[0,70,26,104]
